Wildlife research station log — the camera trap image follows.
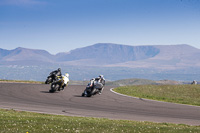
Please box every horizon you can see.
[1,43,199,55]
[1,0,200,54]
[1,42,200,81]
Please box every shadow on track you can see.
[73,95,84,97]
[40,91,59,93]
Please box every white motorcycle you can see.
[82,81,104,97]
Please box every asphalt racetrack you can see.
[0,83,200,125]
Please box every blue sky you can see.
[0,0,200,54]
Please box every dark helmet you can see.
[58,68,61,72]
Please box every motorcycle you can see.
[82,81,104,97]
[49,76,65,93]
[45,72,57,84]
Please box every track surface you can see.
[0,83,200,125]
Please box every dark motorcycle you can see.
[45,72,57,84]
[49,76,65,93]
[82,82,104,97]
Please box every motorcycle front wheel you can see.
[49,83,60,93]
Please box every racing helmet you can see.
[58,68,61,71]
[99,75,104,79]
[65,73,69,78]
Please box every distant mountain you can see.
[108,44,200,69]
[1,43,200,81]
[1,43,200,69]
[0,47,54,65]
[55,43,160,65]
[0,48,11,59]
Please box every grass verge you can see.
[0,79,43,84]
[0,109,200,133]
[114,84,200,106]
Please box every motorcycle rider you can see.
[51,68,62,77]
[60,73,70,90]
[90,75,105,94]
[89,78,95,88]
[96,75,105,94]
[97,75,105,86]
[45,68,62,84]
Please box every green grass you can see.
[106,78,157,86]
[0,78,182,86]
[0,79,43,84]
[0,109,200,133]
[114,84,200,106]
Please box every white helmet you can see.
[65,73,69,78]
[99,75,104,79]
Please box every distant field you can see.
[0,79,89,86]
[114,84,200,106]
[0,79,43,84]
[0,79,156,86]
[106,78,157,86]
[0,78,190,86]
[0,109,200,133]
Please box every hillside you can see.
[55,43,160,65]
[1,43,200,68]
[0,47,54,65]
[107,44,200,69]
[106,78,157,86]
[106,78,182,86]
[1,43,200,81]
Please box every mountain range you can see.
[1,43,200,70]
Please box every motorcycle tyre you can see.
[50,83,59,93]
[86,90,92,97]
[81,93,85,97]
[49,89,55,93]
[89,88,97,97]
[86,94,92,97]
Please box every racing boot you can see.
[98,89,102,95]
[60,86,64,91]
[61,84,66,91]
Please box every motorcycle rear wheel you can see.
[81,93,85,97]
